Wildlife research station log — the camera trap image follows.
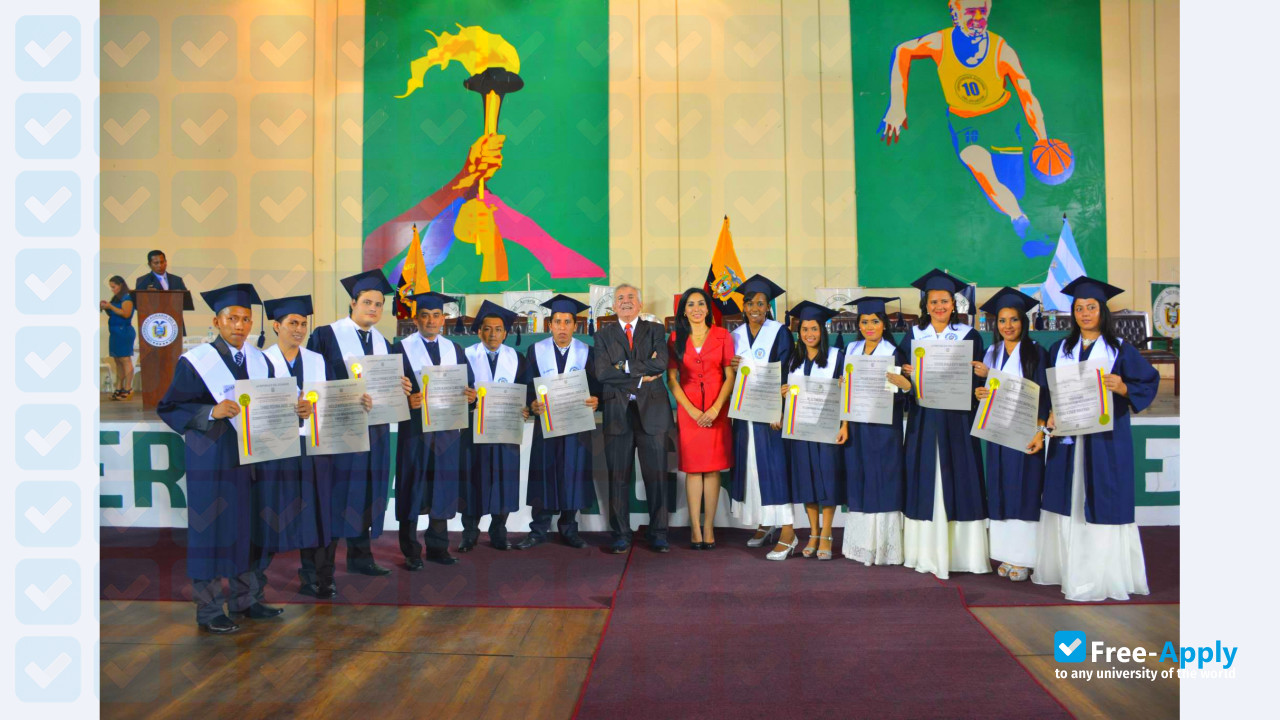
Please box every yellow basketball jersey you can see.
[937,30,1010,117]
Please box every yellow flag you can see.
[705,215,747,315]
[399,224,432,316]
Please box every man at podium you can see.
[134,250,188,292]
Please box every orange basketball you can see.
[1030,138,1074,185]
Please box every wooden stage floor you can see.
[101,600,1177,719]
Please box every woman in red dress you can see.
[667,288,736,549]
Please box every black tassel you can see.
[514,323,522,346]
[257,304,266,348]
[454,313,465,335]
[835,331,845,347]
[588,318,595,336]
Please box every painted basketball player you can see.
[879,0,1072,249]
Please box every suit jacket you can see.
[594,319,673,436]
[135,272,187,292]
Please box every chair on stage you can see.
[1113,310,1179,395]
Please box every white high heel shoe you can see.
[765,537,799,561]
[746,526,778,548]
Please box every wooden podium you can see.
[135,289,191,409]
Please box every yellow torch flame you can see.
[396,24,521,99]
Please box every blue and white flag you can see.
[1041,219,1086,311]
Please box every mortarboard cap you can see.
[979,287,1039,314]
[911,268,967,295]
[1060,275,1124,303]
[340,270,395,298]
[736,274,785,302]
[201,283,261,314]
[541,294,589,317]
[264,295,313,321]
[470,299,518,333]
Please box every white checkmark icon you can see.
[1059,638,1082,655]
[24,264,73,301]
[25,109,73,146]
[25,187,73,223]
[26,342,72,379]
[25,497,73,533]
[25,420,72,456]
[25,574,73,611]
[25,652,72,689]
[25,31,73,67]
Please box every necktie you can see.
[234,351,244,366]
[625,323,633,350]
[487,350,499,377]
[425,340,441,366]
[157,274,168,290]
[357,329,372,354]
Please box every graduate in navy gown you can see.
[1034,276,1159,601]
[972,288,1050,582]
[394,291,475,568]
[517,295,599,550]
[840,296,912,566]
[157,283,285,633]
[259,295,336,598]
[782,301,848,561]
[899,269,989,579]
[727,275,796,553]
[306,270,410,578]
[460,301,526,552]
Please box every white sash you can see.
[264,345,326,437]
[911,322,973,342]
[1055,336,1120,373]
[789,347,841,381]
[534,337,588,376]
[331,316,388,364]
[466,343,519,383]
[401,332,458,375]
[185,342,269,435]
[732,318,783,362]
[984,340,1025,379]
[845,337,896,358]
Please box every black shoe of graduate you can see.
[426,549,460,566]
[515,534,546,550]
[198,614,240,634]
[458,537,478,553]
[562,534,588,549]
[348,560,393,576]
[231,603,284,620]
[404,557,424,572]
[317,580,336,600]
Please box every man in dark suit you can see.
[134,250,187,292]
[594,283,672,554]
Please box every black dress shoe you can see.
[608,539,631,554]
[198,615,240,634]
[426,549,459,565]
[690,542,706,551]
[298,581,321,597]
[491,539,513,550]
[349,561,392,576]
[562,534,588,549]
[317,580,336,599]
[231,602,285,620]
[515,535,546,550]
[405,557,424,571]
[651,538,670,553]
[458,538,477,553]
[703,541,716,550]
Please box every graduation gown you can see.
[901,323,988,522]
[730,320,794,506]
[1042,338,1159,525]
[786,348,844,506]
[157,338,271,580]
[463,344,525,516]
[255,345,333,553]
[307,319,392,539]
[983,340,1051,522]
[394,333,471,521]
[841,338,906,514]
[525,338,599,511]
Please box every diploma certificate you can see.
[473,382,528,445]
[233,377,303,465]
[345,354,409,426]
[420,364,469,433]
[727,361,783,425]
[781,375,843,445]
[303,379,370,455]
[911,340,974,411]
[1047,361,1115,436]
[839,355,897,425]
[971,369,1042,451]
[533,370,596,439]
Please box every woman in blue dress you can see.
[1035,276,1159,601]
[971,288,1049,582]
[101,275,136,400]
[782,302,847,561]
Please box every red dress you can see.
[668,326,734,472]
